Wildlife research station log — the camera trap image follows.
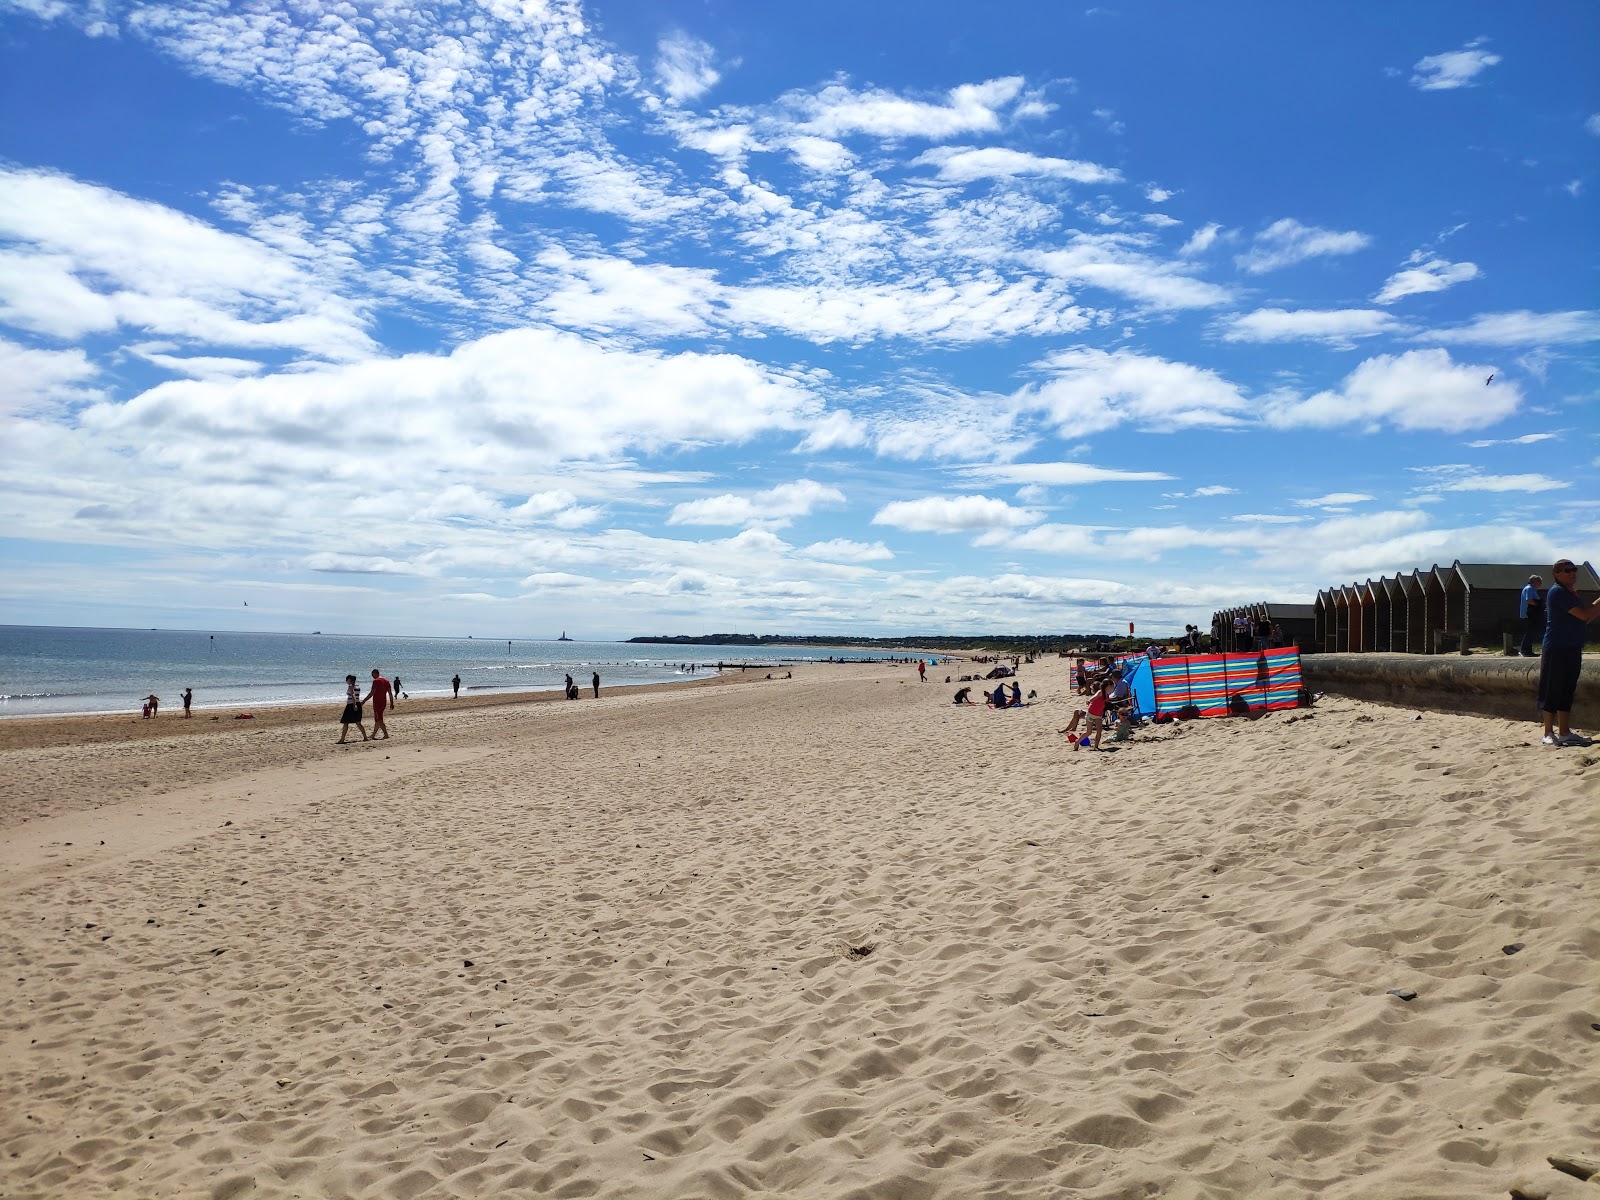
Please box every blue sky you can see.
[1,1,1595,639]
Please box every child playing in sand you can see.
[1059,678,1114,751]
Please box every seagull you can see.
[1485,373,1494,385]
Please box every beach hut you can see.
[1445,562,1580,650]
[1259,601,1317,652]
[1423,565,1451,653]
[1379,576,1404,653]
[1367,578,1392,652]
[1344,583,1366,653]
[1314,589,1334,654]
[1332,586,1351,653]
[1358,580,1381,653]
[1396,568,1426,654]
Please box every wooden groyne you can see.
[1302,652,1598,723]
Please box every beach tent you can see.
[1113,654,1158,718]
[1148,648,1304,718]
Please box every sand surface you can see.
[2,659,1596,1199]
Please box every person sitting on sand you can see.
[953,686,975,705]
[1008,681,1023,706]
[987,684,1009,708]
[337,675,368,744]
[142,693,159,718]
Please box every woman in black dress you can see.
[338,674,368,743]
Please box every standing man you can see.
[181,687,193,718]
[591,671,600,699]
[917,659,926,682]
[391,675,402,704]
[363,668,393,740]
[1518,574,1544,657]
[452,673,461,698]
[1538,559,1600,747]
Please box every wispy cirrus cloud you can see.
[1221,308,1401,346]
[1374,257,1480,304]
[1236,218,1371,274]
[1410,39,1502,91]
[1424,310,1600,346]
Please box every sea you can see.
[0,626,894,719]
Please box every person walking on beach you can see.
[564,673,576,700]
[391,676,402,703]
[1519,574,1544,657]
[1538,559,1600,746]
[591,671,600,699]
[917,659,926,682]
[181,687,192,718]
[452,673,461,698]
[363,669,393,740]
[338,675,368,743]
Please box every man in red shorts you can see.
[363,669,394,740]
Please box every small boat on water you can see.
[557,631,573,641]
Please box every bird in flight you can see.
[1485,374,1494,385]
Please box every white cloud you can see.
[1295,493,1375,508]
[1425,310,1600,346]
[793,76,1026,140]
[1145,186,1175,203]
[872,495,1040,534]
[668,479,845,527]
[1022,347,1252,435]
[1373,257,1480,304]
[1415,470,1567,494]
[1587,114,1600,136]
[957,462,1173,486]
[0,337,99,416]
[655,31,720,103]
[1222,308,1401,345]
[1464,433,1558,448]
[797,538,894,563]
[1178,223,1222,257]
[913,146,1121,185]
[1192,485,1236,497]
[786,136,854,174]
[1236,218,1371,274]
[0,168,375,360]
[1265,348,1519,433]
[1031,234,1232,309]
[1411,40,1502,91]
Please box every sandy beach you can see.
[2,657,1596,1199]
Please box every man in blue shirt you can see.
[1538,559,1600,746]
[1517,573,1543,657]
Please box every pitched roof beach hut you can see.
[1359,579,1382,654]
[1422,566,1450,654]
[1314,589,1335,654]
[1443,561,1596,649]
[1377,575,1402,653]
[1398,569,1427,654]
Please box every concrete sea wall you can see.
[1301,652,1599,724]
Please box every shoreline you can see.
[0,671,749,753]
